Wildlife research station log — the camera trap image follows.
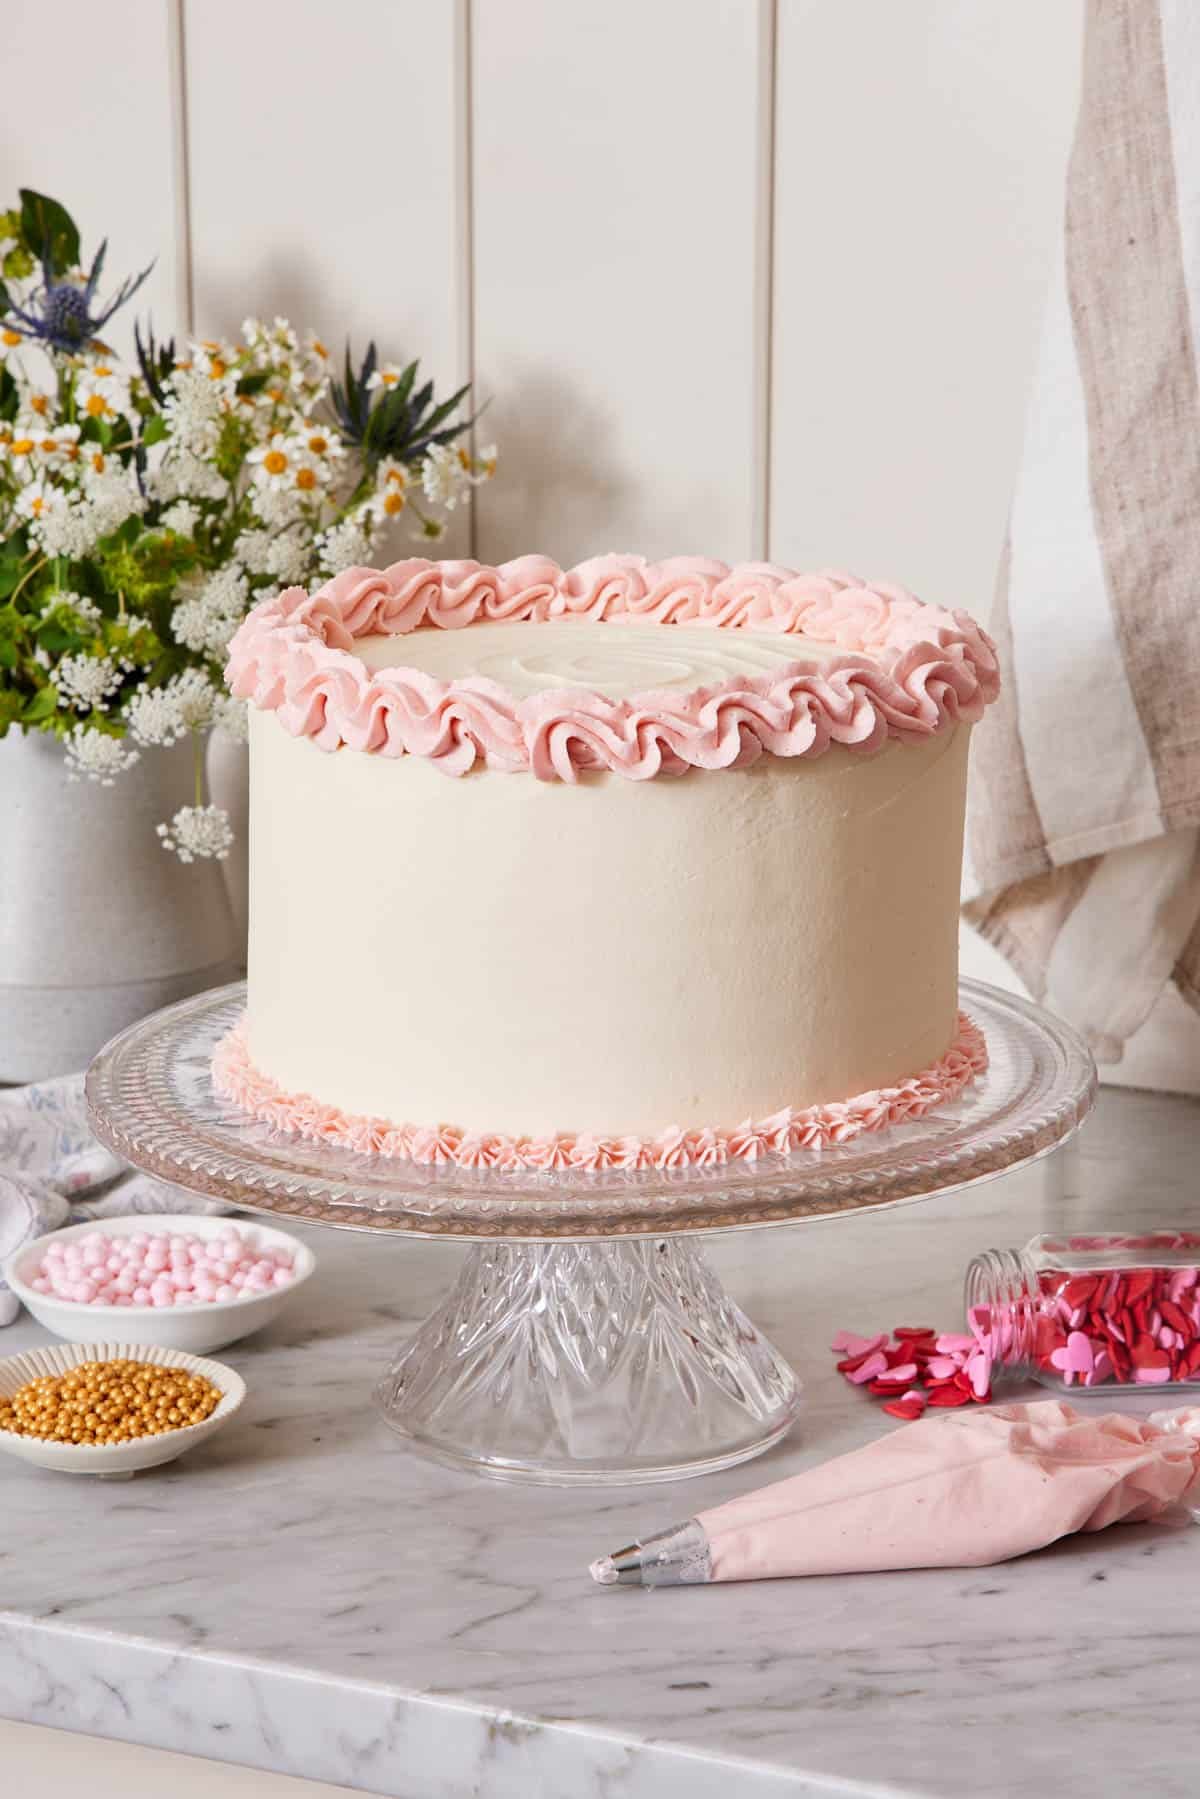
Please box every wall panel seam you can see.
[167,0,195,338]
[457,0,478,560]
[755,0,779,561]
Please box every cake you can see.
[217,554,999,1172]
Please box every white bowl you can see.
[0,1340,246,1476]
[3,1214,315,1354]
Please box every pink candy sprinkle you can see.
[24,1227,300,1309]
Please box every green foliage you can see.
[330,342,474,470]
[19,189,81,275]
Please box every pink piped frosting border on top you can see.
[212,1013,988,1173]
[225,555,1000,781]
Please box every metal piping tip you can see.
[590,1546,644,1585]
[588,1520,711,1588]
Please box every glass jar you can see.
[966,1231,1200,1393]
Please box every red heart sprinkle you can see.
[882,1398,926,1421]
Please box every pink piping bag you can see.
[590,1402,1200,1587]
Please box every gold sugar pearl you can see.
[0,1358,223,1445]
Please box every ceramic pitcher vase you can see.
[0,727,242,1081]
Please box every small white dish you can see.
[0,1340,246,1476]
[4,1214,315,1354]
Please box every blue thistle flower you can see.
[3,238,153,354]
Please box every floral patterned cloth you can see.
[0,1074,229,1325]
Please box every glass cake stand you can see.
[85,979,1096,1486]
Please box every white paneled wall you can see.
[3,0,1083,602]
[472,0,774,564]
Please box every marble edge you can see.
[0,1611,881,1799]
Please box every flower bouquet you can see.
[0,188,495,861]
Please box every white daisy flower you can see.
[75,363,132,424]
[420,442,471,510]
[247,432,293,488]
[366,362,403,393]
[31,421,81,471]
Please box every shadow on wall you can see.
[471,366,627,567]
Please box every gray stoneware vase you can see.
[0,727,242,1081]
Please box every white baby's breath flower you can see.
[316,514,378,576]
[420,442,471,511]
[55,652,124,713]
[125,667,219,746]
[32,496,99,559]
[213,691,249,742]
[82,469,145,536]
[42,589,102,629]
[250,481,304,530]
[157,803,233,864]
[172,565,249,659]
[232,527,274,574]
[149,448,228,504]
[160,499,200,536]
[265,529,310,585]
[63,724,139,786]
[162,367,224,456]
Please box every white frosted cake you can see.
[218,555,999,1171]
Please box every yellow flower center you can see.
[85,393,108,417]
[380,371,398,386]
[307,434,328,454]
[209,358,227,379]
[383,491,406,515]
[11,438,33,455]
[267,387,284,403]
[30,393,49,415]
[385,467,406,488]
[29,496,44,514]
[457,446,471,469]
[311,339,329,360]
[91,451,106,472]
[294,466,316,491]
[39,437,56,452]
[93,363,113,377]
[2,329,20,346]
[263,449,287,475]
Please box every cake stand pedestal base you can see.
[374,1239,801,1485]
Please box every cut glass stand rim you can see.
[85,978,1096,1242]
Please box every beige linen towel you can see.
[965,0,1200,1061]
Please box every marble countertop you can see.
[2,1086,1199,1799]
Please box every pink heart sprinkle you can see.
[1049,1330,1095,1377]
[872,1363,918,1387]
[1084,1349,1113,1386]
[845,1352,888,1385]
[830,1331,887,1358]
[926,1355,963,1379]
[934,1333,976,1355]
[965,1349,992,1398]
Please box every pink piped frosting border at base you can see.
[211,1013,988,1174]
[225,556,1000,781]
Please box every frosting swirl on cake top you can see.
[225,554,999,781]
